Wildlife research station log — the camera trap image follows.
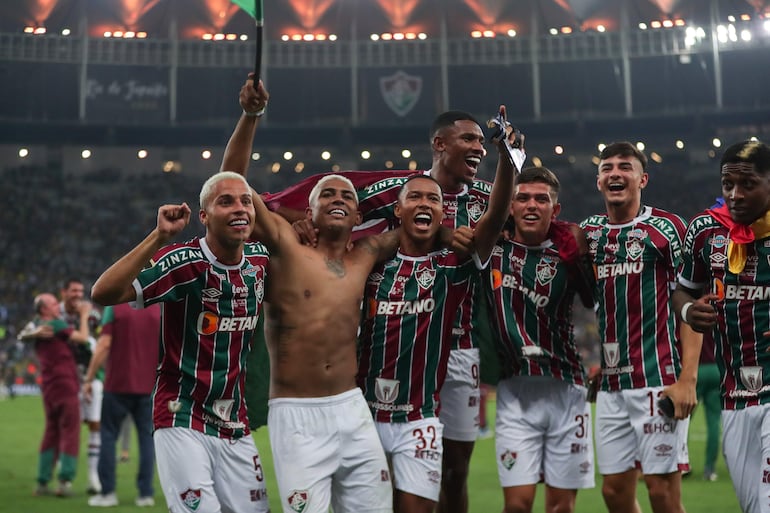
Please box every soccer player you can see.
[673,140,770,513]
[579,141,697,513]
[488,167,595,513]
[247,171,407,513]
[19,293,92,497]
[91,172,270,513]
[357,120,516,513]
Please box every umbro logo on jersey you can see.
[196,312,259,335]
[202,288,222,302]
[367,272,385,284]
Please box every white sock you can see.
[88,431,101,490]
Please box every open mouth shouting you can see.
[414,212,433,230]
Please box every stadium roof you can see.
[3,0,769,40]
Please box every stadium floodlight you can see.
[507,29,517,37]
[62,28,71,36]
[81,149,91,159]
[251,152,261,161]
[675,140,685,150]
[19,148,29,158]
[201,150,212,159]
[636,142,645,151]
[361,150,371,160]
[329,35,338,41]
[639,23,648,30]
[597,25,606,33]
[401,149,412,159]
[712,138,722,148]
[549,28,558,35]
[554,145,564,155]
[321,151,331,160]
[740,29,752,41]
[283,151,293,160]
[137,149,148,159]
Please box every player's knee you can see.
[601,481,630,506]
[503,495,534,513]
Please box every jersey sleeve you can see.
[678,214,711,291]
[132,244,200,308]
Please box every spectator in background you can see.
[84,303,161,507]
[19,293,92,497]
[59,278,103,495]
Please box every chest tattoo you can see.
[325,256,345,278]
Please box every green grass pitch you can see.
[0,395,740,512]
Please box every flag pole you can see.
[254,0,264,88]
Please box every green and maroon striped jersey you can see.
[487,240,586,385]
[357,174,493,351]
[357,250,479,423]
[679,211,770,410]
[133,237,269,439]
[580,206,686,391]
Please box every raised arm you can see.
[92,203,191,306]
[220,74,269,177]
[470,105,517,262]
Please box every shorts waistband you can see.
[268,387,362,408]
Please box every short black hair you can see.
[515,166,560,198]
[430,110,480,139]
[60,278,83,290]
[599,141,648,171]
[720,140,770,176]
[398,173,443,201]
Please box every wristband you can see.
[680,301,693,323]
[243,106,266,118]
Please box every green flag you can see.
[231,0,263,24]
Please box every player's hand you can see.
[292,219,319,247]
[77,300,93,316]
[685,293,719,333]
[157,203,191,241]
[586,365,601,402]
[451,226,475,254]
[661,380,697,420]
[82,381,93,402]
[33,324,54,339]
[241,73,269,114]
